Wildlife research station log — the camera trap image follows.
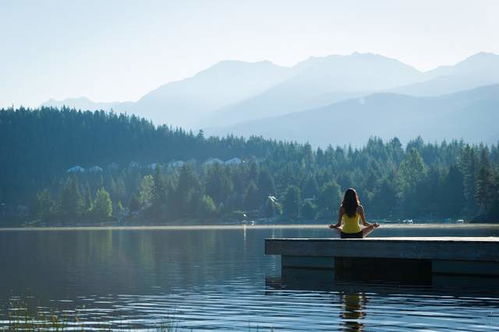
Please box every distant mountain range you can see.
[392,52,499,96]
[208,84,499,147]
[44,60,292,127]
[42,97,133,114]
[42,52,499,145]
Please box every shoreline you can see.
[1,223,499,232]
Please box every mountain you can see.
[40,52,499,131]
[129,60,292,128]
[207,84,499,147]
[394,52,499,96]
[204,53,425,127]
[42,97,133,113]
[41,61,292,128]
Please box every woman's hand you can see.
[329,224,341,229]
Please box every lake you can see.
[0,224,498,330]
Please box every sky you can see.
[1,0,499,108]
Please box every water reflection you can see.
[0,226,498,330]
[267,268,499,331]
[340,292,366,332]
[269,266,499,297]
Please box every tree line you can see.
[1,107,498,225]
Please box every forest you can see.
[1,106,498,226]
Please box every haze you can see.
[1,0,499,108]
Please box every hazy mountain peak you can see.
[291,53,422,86]
[42,51,499,130]
[46,96,94,104]
[428,52,499,75]
[209,83,499,147]
[455,52,499,70]
[42,97,133,112]
[200,59,285,72]
[131,59,293,127]
[464,51,498,60]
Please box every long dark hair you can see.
[342,188,360,217]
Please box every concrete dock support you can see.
[265,237,499,278]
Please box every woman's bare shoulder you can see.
[357,205,364,212]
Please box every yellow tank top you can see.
[342,213,361,233]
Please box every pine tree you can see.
[257,168,276,198]
[244,181,261,211]
[459,145,479,216]
[176,164,201,216]
[115,200,125,218]
[93,188,113,219]
[139,175,154,208]
[34,189,55,222]
[205,164,232,205]
[129,194,141,212]
[398,149,426,190]
[302,175,319,199]
[301,200,317,220]
[476,149,494,212]
[317,181,342,219]
[152,166,168,213]
[197,194,216,218]
[60,176,84,221]
[283,185,301,219]
[440,165,465,218]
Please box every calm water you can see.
[0,225,498,331]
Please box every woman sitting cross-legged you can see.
[329,188,379,238]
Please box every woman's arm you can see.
[329,206,344,228]
[359,205,379,228]
[358,205,370,226]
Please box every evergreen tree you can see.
[257,168,276,198]
[440,165,465,218]
[370,177,399,218]
[34,189,55,222]
[476,149,494,212]
[398,149,426,190]
[244,181,261,210]
[283,185,301,219]
[129,194,141,213]
[139,175,154,208]
[205,164,232,205]
[197,194,216,218]
[317,181,342,219]
[176,164,201,216]
[459,145,479,216]
[93,188,113,219]
[302,175,319,199]
[152,166,168,210]
[398,149,427,216]
[487,173,499,220]
[301,200,317,220]
[59,176,84,221]
[115,200,125,219]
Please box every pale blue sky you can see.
[1,0,498,107]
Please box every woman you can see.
[329,188,379,238]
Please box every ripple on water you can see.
[1,227,498,330]
[46,285,496,331]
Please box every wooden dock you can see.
[265,237,499,279]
